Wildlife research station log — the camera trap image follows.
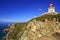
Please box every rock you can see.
[39,36,57,40]
[4,15,60,40]
[3,28,9,32]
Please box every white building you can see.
[48,3,57,14]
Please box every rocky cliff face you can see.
[19,19,60,40]
[4,14,60,40]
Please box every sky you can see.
[0,0,60,22]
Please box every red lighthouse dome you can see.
[49,3,53,7]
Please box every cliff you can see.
[3,13,60,40]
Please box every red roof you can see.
[49,3,54,7]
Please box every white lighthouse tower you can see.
[48,3,57,14]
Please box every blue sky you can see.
[0,0,60,22]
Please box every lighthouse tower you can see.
[48,3,57,14]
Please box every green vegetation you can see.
[5,13,60,40]
[31,14,60,22]
[8,23,26,40]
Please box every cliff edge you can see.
[3,13,60,40]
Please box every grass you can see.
[7,13,60,40]
[8,23,26,40]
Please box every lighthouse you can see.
[48,3,57,14]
